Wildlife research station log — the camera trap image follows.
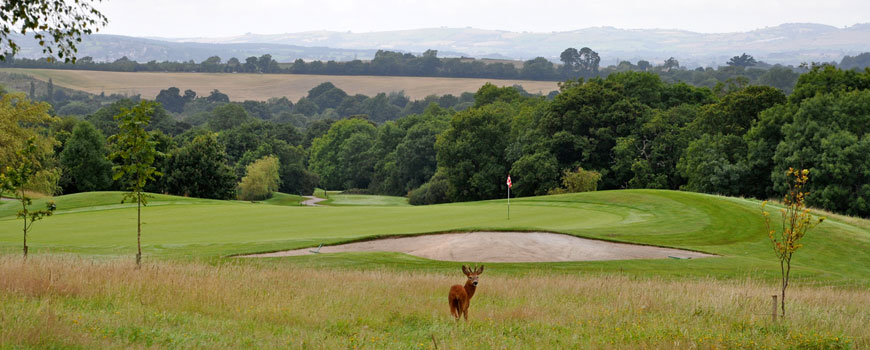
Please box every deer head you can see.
[462,265,484,286]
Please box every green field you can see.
[1,190,868,348]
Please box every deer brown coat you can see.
[448,265,483,321]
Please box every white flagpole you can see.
[507,182,510,220]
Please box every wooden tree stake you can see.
[771,295,778,322]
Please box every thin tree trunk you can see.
[136,194,141,268]
[782,258,791,317]
[21,189,27,259]
[23,211,27,259]
[779,260,787,318]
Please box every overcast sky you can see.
[100,0,869,38]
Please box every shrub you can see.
[238,156,280,201]
[547,167,601,195]
[408,173,450,205]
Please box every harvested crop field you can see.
[239,231,715,262]
[0,68,560,101]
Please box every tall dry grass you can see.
[0,255,866,349]
[0,69,560,102]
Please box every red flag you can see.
[506,174,512,188]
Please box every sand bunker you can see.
[239,231,714,262]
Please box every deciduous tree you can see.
[155,87,185,113]
[510,151,560,196]
[548,167,601,194]
[727,53,757,67]
[436,103,512,201]
[0,92,59,194]
[761,168,824,317]
[206,89,230,103]
[238,156,280,201]
[0,0,108,62]
[0,138,57,258]
[107,101,163,268]
[677,133,748,196]
[209,103,250,131]
[577,47,600,77]
[663,57,680,71]
[165,134,236,200]
[394,117,448,194]
[309,118,377,190]
[59,121,112,193]
[773,90,870,216]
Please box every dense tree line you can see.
[839,53,870,71]
[0,72,132,117]
[148,82,479,130]
[4,49,853,93]
[0,79,478,202]
[3,65,869,218]
[305,66,870,217]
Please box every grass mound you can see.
[260,192,305,206]
[321,193,410,206]
[0,191,215,219]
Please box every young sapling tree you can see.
[0,138,57,258]
[761,168,824,318]
[107,101,163,268]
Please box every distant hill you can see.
[165,23,870,66]
[9,23,870,66]
[8,34,380,63]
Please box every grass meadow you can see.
[1,189,869,348]
[1,257,865,349]
[0,68,560,101]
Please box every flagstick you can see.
[507,186,510,220]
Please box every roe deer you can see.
[448,265,484,321]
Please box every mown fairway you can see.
[1,190,869,282]
[1,190,869,348]
[0,68,560,101]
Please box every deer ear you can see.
[461,265,469,275]
[477,265,484,274]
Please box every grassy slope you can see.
[1,190,868,286]
[0,68,560,101]
[320,194,409,206]
[0,192,215,218]
[260,192,304,207]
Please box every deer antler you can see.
[461,265,470,275]
[475,265,485,274]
